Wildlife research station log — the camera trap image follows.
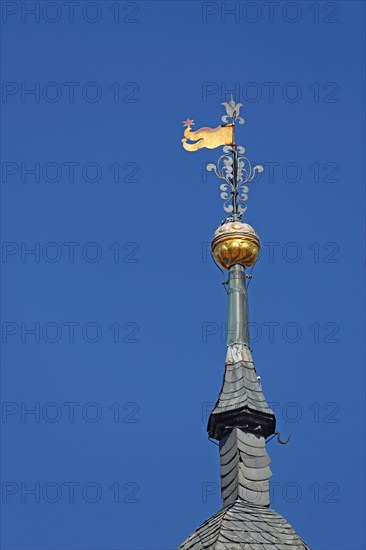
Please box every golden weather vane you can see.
[182,119,234,151]
[181,96,263,219]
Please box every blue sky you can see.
[1,1,365,549]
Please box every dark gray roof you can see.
[178,427,310,549]
[179,306,309,548]
[212,344,273,415]
[178,499,310,550]
[210,344,273,416]
[220,428,271,507]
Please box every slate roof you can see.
[220,429,271,507]
[178,499,310,550]
[178,353,310,550]
[208,344,275,439]
[178,274,309,548]
[178,427,310,549]
[210,344,273,416]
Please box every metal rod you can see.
[231,114,239,220]
[226,264,249,346]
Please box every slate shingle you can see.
[178,500,310,550]
[210,344,273,416]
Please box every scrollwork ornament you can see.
[207,145,263,218]
[205,99,264,217]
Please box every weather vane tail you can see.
[181,95,263,220]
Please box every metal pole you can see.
[226,264,249,346]
[231,114,238,220]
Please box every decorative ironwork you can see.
[205,96,263,218]
[181,95,264,219]
[207,144,263,216]
[221,97,244,125]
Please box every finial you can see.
[181,99,263,219]
[211,221,260,270]
[221,95,244,124]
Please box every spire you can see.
[178,99,310,550]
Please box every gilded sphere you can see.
[211,221,260,270]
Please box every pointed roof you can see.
[178,499,310,550]
[208,344,276,440]
[179,427,310,549]
[211,344,273,415]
